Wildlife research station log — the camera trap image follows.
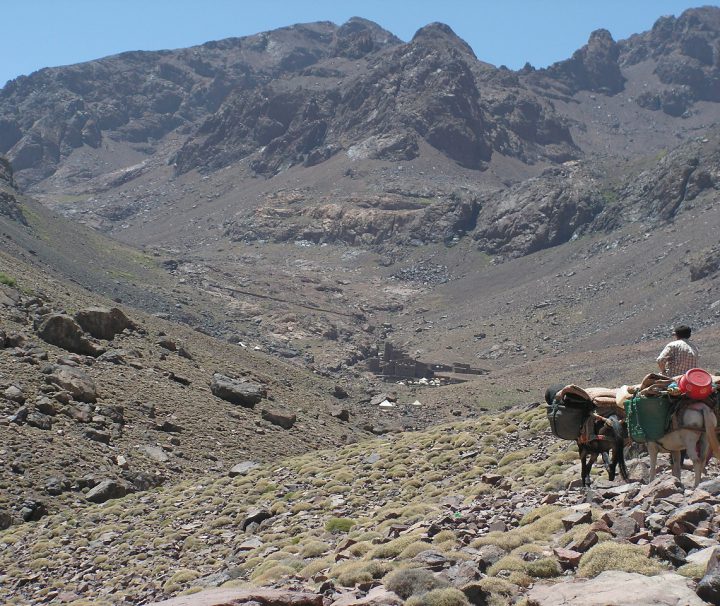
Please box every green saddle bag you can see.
[624,395,671,442]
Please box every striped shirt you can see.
[657,339,699,377]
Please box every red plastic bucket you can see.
[678,368,713,400]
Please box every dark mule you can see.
[545,386,629,487]
[578,414,629,487]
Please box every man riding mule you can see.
[620,369,720,487]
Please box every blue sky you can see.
[1,1,716,87]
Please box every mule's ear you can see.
[545,384,565,405]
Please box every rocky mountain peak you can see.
[542,27,624,94]
[616,6,720,117]
[335,17,401,56]
[339,16,381,31]
[621,6,720,66]
[410,22,476,58]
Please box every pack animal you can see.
[545,386,629,487]
[647,402,720,487]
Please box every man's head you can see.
[674,324,692,339]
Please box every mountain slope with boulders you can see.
[0,246,378,528]
[3,403,720,606]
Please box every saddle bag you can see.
[546,393,592,440]
[624,395,671,443]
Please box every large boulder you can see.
[261,408,297,429]
[228,461,260,478]
[74,307,135,340]
[529,571,705,605]
[210,374,266,407]
[86,480,129,503]
[47,365,98,403]
[38,314,105,356]
[0,510,13,530]
[697,548,720,604]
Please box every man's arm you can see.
[657,344,672,374]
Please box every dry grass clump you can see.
[518,505,560,526]
[473,508,568,551]
[299,540,330,558]
[348,541,374,557]
[558,524,611,547]
[298,557,333,579]
[290,502,313,514]
[497,450,531,467]
[541,474,568,491]
[162,569,200,592]
[398,541,434,559]
[384,567,450,599]
[406,587,470,606]
[488,555,560,578]
[506,572,534,588]
[369,532,426,559]
[351,529,382,541]
[578,542,667,578]
[331,559,391,587]
[252,564,296,584]
[325,517,355,534]
[431,531,457,544]
[208,515,234,529]
[677,562,705,579]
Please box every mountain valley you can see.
[2,6,720,606]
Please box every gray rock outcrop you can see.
[261,408,297,429]
[38,314,105,357]
[86,480,129,504]
[210,373,266,407]
[47,365,98,403]
[74,307,135,340]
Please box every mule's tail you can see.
[702,405,720,461]
[609,416,629,482]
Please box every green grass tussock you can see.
[0,272,16,287]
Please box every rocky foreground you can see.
[2,402,720,606]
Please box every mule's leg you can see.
[671,450,683,483]
[692,436,708,487]
[585,453,599,486]
[648,443,658,482]
[601,450,611,473]
[616,440,629,482]
[579,446,595,487]
[580,449,591,487]
[578,445,587,487]
[608,444,619,481]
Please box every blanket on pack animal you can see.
[616,373,674,406]
[584,387,624,417]
[549,385,624,442]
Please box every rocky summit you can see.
[2,5,720,606]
